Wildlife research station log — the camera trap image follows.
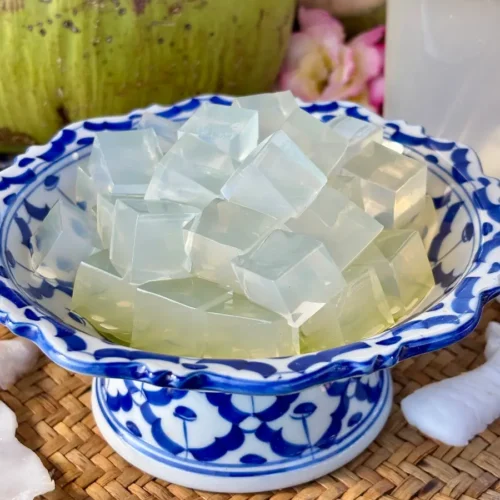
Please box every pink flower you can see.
[278,7,385,113]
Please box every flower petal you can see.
[281,33,318,72]
[351,43,384,82]
[279,71,321,102]
[350,25,386,48]
[299,7,345,41]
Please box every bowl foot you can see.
[92,370,392,493]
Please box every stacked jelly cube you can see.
[30,92,438,358]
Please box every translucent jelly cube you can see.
[281,108,348,177]
[144,140,234,210]
[338,266,394,342]
[328,174,364,208]
[327,115,383,157]
[382,139,405,154]
[351,230,435,319]
[300,266,393,353]
[405,196,438,249]
[232,230,346,327]
[132,278,298,358]
[110,199,200,283]
[168,134,235,176]
[344,142,427,228]
[88,130,163,196]
[184,199,278,290]
[132,278,231,357]
[72,250,135,344]
[137,113,180,153]
[232,91,298,140]
[30,199,102,281]
[177,103,258,161]
[285,186,383,270]
[205,294,299,358]
[75,164,98,214]
[96,194,140,249]
[221,130,327,219]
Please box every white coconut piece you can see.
[0,402,54,499]
[0,338,40,390]
[401,321,500,446]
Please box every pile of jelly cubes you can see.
[30,92,437,359]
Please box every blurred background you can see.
[1,0,498,177]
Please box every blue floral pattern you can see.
[0,96,498,396]
[94,369,390,476]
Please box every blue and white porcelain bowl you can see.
[0,96,499,493]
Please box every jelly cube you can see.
[131,278,231,356]
[96,193,140,249]
[382,139,405,154]
[137,113,180,153]
[132,278,298,358]
[177,103,258,161]
[327,115,383,157]
[72,250,135,344]
[75,164,98,214]
[184,199,278,290]
[205,294,299,358]
[232,91,298,140]
[168,134,235,176]
[232,230,346,327]
[328,174,364,208]
[88,130,163,196]
[144,139,234,209]
[221,130,327,219]
[30,199,102,281]
[405,195,438,249]
[110,199,200,283]
[337,266,393,343]
[300,266,393,353]
[351,230,435,318]
[344,142,427,228]
[285,186,383,270]
[281,108,348,176]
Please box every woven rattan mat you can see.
[1,301,500,500]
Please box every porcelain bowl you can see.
[0,96,498,492]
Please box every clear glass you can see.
[385,0,500,178]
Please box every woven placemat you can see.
[1,302,500,500]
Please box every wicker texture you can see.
[1,301,499,500]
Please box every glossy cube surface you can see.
[233,230,346,327]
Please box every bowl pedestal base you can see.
[91,369,392,493]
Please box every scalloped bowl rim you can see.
[0,95,498,395]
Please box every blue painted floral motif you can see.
[94,370,389,476]
[0,96,497,396]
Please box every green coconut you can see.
[0,0,296,151]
